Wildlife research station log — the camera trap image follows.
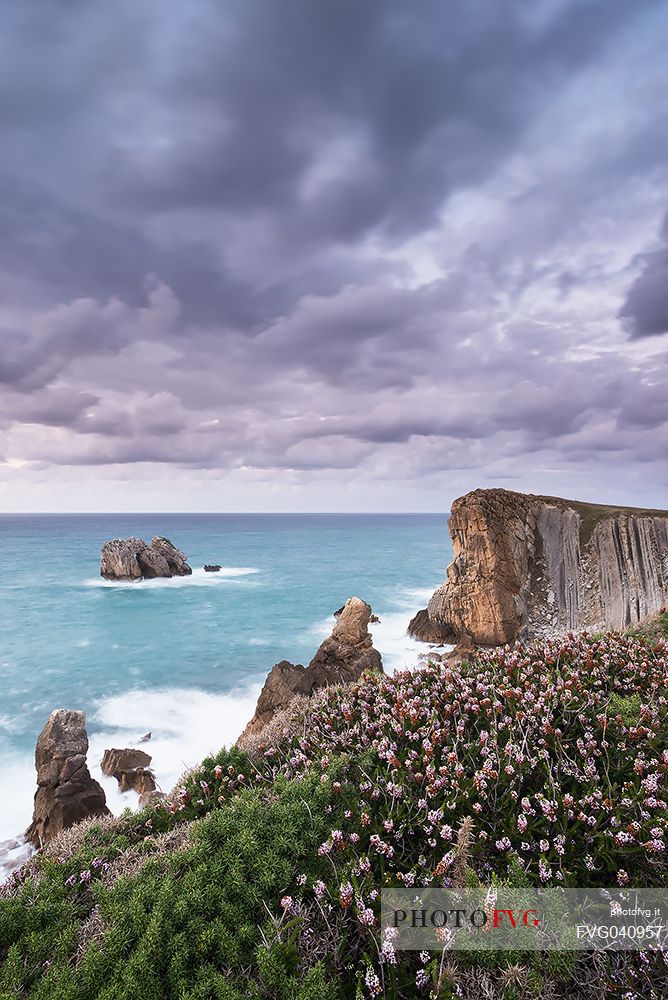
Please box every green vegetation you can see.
[629,610,668,644]
[2,630,668,999]
[535,493,668,548]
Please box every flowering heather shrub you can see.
[181,630,668,997]
[190,631,668,891]
[1,630,667,999]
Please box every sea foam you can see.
[88,684,263,803]
[85,566,259,589]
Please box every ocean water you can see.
[0,513,451,849]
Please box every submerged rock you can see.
[26,710,109,848]
[243,597,383,736]
[100,536,192,581]
[422,488,668,646]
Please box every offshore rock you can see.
[101,748,156,795]
[26,710,109,848]
[243,597,383,736]
[334,603,380,624]
[423,488,668,646]
[100,536,192,580]
[101,748,152,774]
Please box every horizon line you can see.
[0,510,449,516]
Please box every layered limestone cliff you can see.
[419,488,668,645]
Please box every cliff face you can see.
[425,488,668,645]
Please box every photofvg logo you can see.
[381,889,668,951]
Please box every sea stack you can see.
[242,596,383,736]
[26,710,109,848]
[413,488,668,646]
[100,536,192,581]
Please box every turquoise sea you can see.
[0,514,452,847]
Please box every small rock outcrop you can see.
[100,536,192,581]
[26,711,109,848]
[309,597,383,687]
[243,597,383,736]
[100,748,157,795]
[244,660,314,734]
[204,564,222,573]
[421,488,668,646]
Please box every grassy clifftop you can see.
[534,493,668,547]
[2,629,668,999]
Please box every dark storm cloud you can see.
[0,175,263,327]
[1,0,667,501]
[619,212,668,338]
[114,0,648,244]
[0,0,654,316]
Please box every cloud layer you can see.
[1,0,667,510]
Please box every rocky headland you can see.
[100,536,192,581]
[412,487,668,646]
[14,597,381,852]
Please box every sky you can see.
[0,0,667,513]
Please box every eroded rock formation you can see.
[407,608,454,644]
[100,536,192,580]
[101,748,157,795]
[26,710,109,848]
[418,488,668,646]
[243,596,383,736]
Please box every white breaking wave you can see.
[85,566,259,589]
[370,612,433,673]
[88,684,263,805]
[396,585,437,606]
[375,584,452,674]
[0,756,39,845]
[0,684,262,854]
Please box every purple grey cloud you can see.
[0,0,667,510]
[619,212,668,337]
